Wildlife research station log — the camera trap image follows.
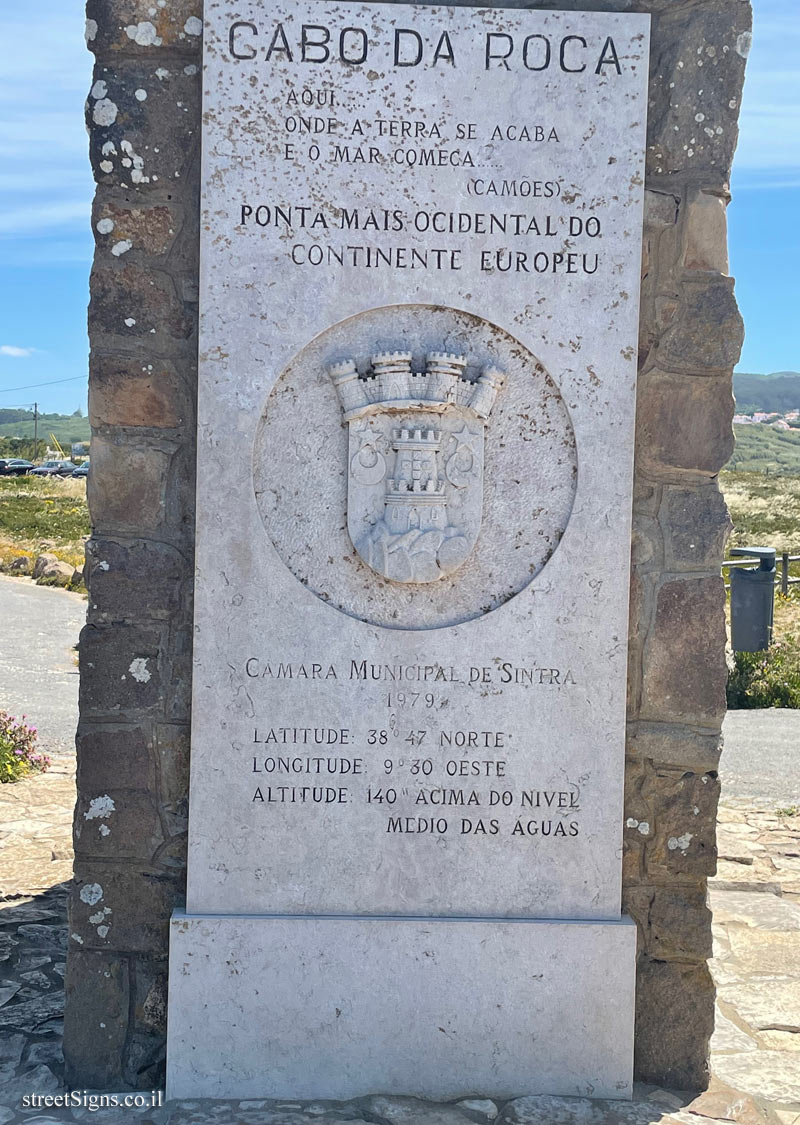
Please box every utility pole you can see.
[33,402,38,460]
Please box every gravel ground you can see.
[0,576,84,759]
[722,708,800,808]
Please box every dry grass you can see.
[0,476,89,571]
[722,470,800,554]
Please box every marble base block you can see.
[167,911,636,1101]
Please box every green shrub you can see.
[727,636,800,709]
[0,711,50,782]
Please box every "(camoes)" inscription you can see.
[329,351,504,582]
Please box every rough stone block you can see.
[79,622,164,718]
[32,552,58,579]
[631,510,662,570]
[641,577,727,725]
[125,954,170,1085]
[636,370,734,475]
[134,955,169,1037]
[625,884,713,961]
[6,555,33,575]
[36,559,76,588]
[86,59,200,189]
[70,865,181,953]
[126,954,170,1086]
[154,724,190,836]
[683,191,729,273]
[626,721,723,773]
[626,572,647,716]
[90,354,184,430]
[646,1,751,181]
[90,262,194,343]
[656,279,744,372]
[661,483,732,569]
[74,789,165,862]
[160,440,197,545]
[634,959,714,1088]
[644,189,679,229]
[76,723,156,793]
[644,766,720,878]
[86,0,203,55]
[622,760,651,886]
[63,951,129,1089]
[86,435,170,532]
[94,201,181,257]
[85,538,186,619]
[164,621,193,723]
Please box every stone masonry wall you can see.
[66,0,751,1091]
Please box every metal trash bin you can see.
[730,547,776,653]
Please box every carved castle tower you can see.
[385,428,447,534]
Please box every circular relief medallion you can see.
[253,304,577,629]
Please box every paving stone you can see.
[16,925,67,952]
[457,1101,499,1123]
[0,903,61,925]
[1,1062,63,1099]
[0,979,22,1007]
[679,1079,769,1124]
[23,1039,63,1068]
[500,1094,681,1124]
[708,889,800,931]
[20,971,53,990]
[725,931,800,978]
[721,980,800,1033]
[712,1051,800,1106]
[0,991,66,1031]
[364,1098,475,1125]
[0,1031,25,1070]
[760,1031,800,1053]
[18,955,55,973]
[710,1010,759,1054]
[0,934,18,961]
[712,859,783,894]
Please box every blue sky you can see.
[0,1,797,415]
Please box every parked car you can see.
[0,459,34,476]
[28,460,78,477]
[71,462,90,478]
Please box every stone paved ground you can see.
[1,761,799,1124]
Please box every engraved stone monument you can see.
[167,0,650,1099]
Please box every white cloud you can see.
[0,199,89,237]
[0,346,35,357]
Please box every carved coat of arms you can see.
[329,352,504,583]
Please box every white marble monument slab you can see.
[167,912,637,1100]
[170,0,650,1098]
[187,0,649,919]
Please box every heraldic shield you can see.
[329,352,505,584]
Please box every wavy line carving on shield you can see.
[329,351,505,584]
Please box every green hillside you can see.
[733,372,800,415]
[728,423,800,474]
[0,409,90,445]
